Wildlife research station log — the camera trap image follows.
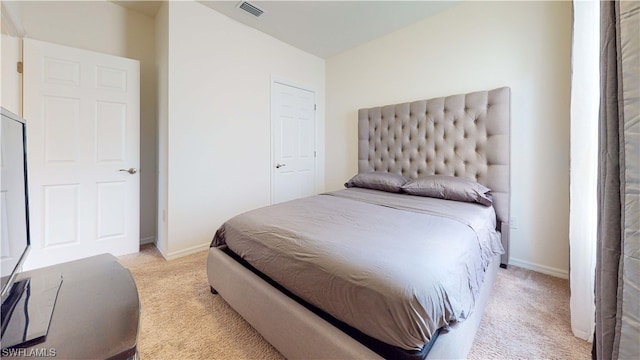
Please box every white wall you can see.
[326,1,572,277]
[1,1,23,114]
[2,1,158,244]
[155,2,169,256]
[160,1,325,257]
[1,34,21,114]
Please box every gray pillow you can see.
[344,172,410,193]
[402,175,493,206]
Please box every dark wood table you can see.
[9,254,139,359]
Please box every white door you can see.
[271,81,316,204]
[22,38,140,270]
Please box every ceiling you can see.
[112,1,460,59]
[111,1,164,18]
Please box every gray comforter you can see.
[211,188,503,350]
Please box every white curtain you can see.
[569,0,599,341]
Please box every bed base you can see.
[207,245,501,359]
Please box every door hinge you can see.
[314,104,317,111]
[17,61,23,74]
[314,151,317,158]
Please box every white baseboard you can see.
[140,236,156,245]
[508,257,569,279]
[155,243,169,259]
[158,242,210,261]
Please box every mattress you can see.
[211,188,503,351]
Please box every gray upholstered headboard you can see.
[358,87,510,262]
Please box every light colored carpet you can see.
[467,266,591,359]
[118,245,591,359]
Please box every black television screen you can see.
[0,107,31,299]
[1,108,60,349]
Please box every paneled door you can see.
[271,81,316,204]
[23,38,140,270]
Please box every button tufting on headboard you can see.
[357,87,511,227]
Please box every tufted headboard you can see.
[358,87,510,261]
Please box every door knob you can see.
[119,168,137,174]
[275,163,286,169]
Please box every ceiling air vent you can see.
[237,1,265,18]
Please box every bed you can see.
[207,87,510,359]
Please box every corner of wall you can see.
[1,1,25,37]
[154,1,169,257]
[1,34,23,115]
